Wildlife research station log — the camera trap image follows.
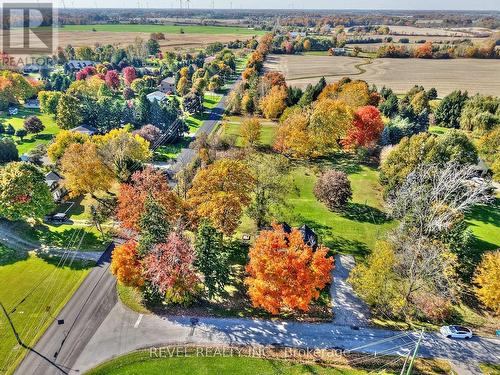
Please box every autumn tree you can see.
[23,116,45,135]
[259,85,287,119]
[93,128,152,180]
[473,250,500,314]
[60,142,114,198]
[247,153,290,228]
[194,219,229,298]
[104,70,120,90]
[56,94,82,129]
[342,106,384,149]
[144,231,200,304]
[274,111,314,158]
[47,130,90,162]
[0,162,55,220]
[309,98,354,155]
[177,76,189,96]
[314,170,352,211]
[117,166,181,231]
[123,66,136,86]
[245,224,333,314]
[111,240,144,287]
[38,90,62,116]
[188,159,255,236]
[240,117,262,147]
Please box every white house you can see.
[146,91,167,103]
[71,124,97,136]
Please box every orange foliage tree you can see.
[342,105,384,149]
[117,166,181,231]
[110,240,144,287]
[245,224,334,314]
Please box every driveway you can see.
[331,254,371,326]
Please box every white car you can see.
[440,325,473,339]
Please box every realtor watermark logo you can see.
[1,2,57,55]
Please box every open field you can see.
[264,54,500,96]
[0,247,93,374]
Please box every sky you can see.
[53,0,500,11]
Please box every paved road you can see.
[71,303,500,374]
[14,244,117,375]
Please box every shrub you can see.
[23,115,45,134]
[313,169,352,211]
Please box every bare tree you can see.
[387,162,494,237]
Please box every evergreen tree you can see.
[135,93,151,125]
[194,220,229,298]
[149,99,165,127]
[297,84,315,107]
[434,90,469,128]
[313,77,326,99]
[379,93,399,118]
[137,195,170,256]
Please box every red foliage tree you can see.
[123,66,137,86]
[76,66,97,80]
[342,105,384,149]
[105,70,120,90]
[144,231,200,302]
[117,166,181,231]
[245,224,334,314]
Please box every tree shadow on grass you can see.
[340,202,391,224]
[324,236,370,258]
[40,253,95,270]
[31,223,105,252]
[466,198,500,225]
[0,246,28,266]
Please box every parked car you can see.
[440,325,473,339]
[44,213,68,224]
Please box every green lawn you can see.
[0,108,59,154]
[479,363,500,375]
[0,246,93,374]
[58,24,264,35]
[85,350,367,375]
[184,93,223,134]
[154,137,191,161]
[3,220,109,252]
[221,120,277,147]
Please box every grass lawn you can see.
[479,363,500,375]
[0,246,94,374]
[428,126,452,135]
[85,350,368,375]
[3,220,109,252]
[0,108,59,154]
[221,119,277,148]
[303,51,330,56]
[58,24,264,35]
[154,137,191,161]
[184,93,223,134]
[465,197,500,252]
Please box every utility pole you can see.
[405,329,424,375]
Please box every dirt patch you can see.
[265,54,500,96]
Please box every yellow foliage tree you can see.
[187,159,255,235]
[240,117,262,147]
[47,130,90,162]
[473,250,500,314]
[60,142,114,198]
[274,111,314,158]
[259,86,288,119]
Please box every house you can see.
[159,77,176,94]
[71,124,97,136]
[146,90,167,103]
[8,107,18,116]
[24,99,40,109]
[65,60,95,72]
[204,56,216,65]
[265,222,319,250]
[290,31,307,38]
[45,171,67,202]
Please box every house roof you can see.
[45,171,62,183]
[71,124,97,135]
[299,224,318,249]
[161,77,175,85]
[146,91,167,102]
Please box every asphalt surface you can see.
[14,244,117,375]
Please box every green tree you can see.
[194,220,229,299]
[38,90,62,116]
[15,129,27,141]
[138,195,170,256]
[0,162,55,220]
[56,94,83,129]
[0,138,18,164]
[434,90,468,128]
[135,93,151,125]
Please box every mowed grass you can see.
[59,24,264,35]
[221,119,277,147]
[0,246,93,374]
[0,109,59,154]
[466,197,500,252]
[85,350,367,375]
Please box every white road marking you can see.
[134,314,143,328]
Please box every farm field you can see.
[264,54,500,96]
[0,109,59,155]
[0,247,93,374]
